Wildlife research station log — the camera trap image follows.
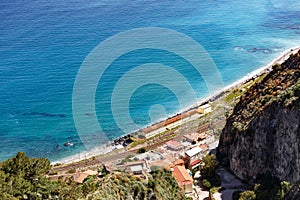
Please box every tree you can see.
[0,152,55,199]
[239,190,256,200]
[138,147,146,154]
[0,152,194,199]
[202,179,211,189]
[82,175,97,196]
[1,152,50,179]
[200,154,221,187]
[272,64,282,71]
[276,181,291,199]
[201,154,217,178]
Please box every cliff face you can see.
[218,51,300,184]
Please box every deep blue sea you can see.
[0,0,299,162]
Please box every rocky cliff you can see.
[217,50,300,184]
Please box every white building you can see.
[197,103,212,114]
[125,160,150,176]
[184,146,202,169]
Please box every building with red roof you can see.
[166,140,183,151]
[172,165,193,194]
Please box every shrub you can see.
[67,168,76,174]
[53,163,62,167]
[272,64,282,71]
[239,190,256,200]
[201,154,221,187]
[150,165,163,172]
[138,148,146,154]
[202,179,211,189]
[49,171,58,175]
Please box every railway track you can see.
[51,119,226,174]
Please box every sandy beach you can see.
[53,46,300,165]
[222,46,300,92]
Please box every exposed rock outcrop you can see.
[217,51,300,184]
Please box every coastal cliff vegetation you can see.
[0,152,189,200]
[218,50,300,199]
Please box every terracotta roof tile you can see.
[166,140,182,148]
[172,165,193,186]
[190,159,201,166]
[173,159,184,166]
[73,170,98,183]
[200,144,209,152]
[74,173,89,184]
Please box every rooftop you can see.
[125,160,146,166]
[185,146,202,157]
[73,169,97,184]
[198,133,206,140]
[74,173,89,184]
[166,140,182,148]
[172,165,193,186]
[182,141,192,147]
[84,169,98,176]
[148,160,172,170]
[173,159,185,166]
[200,143,209,152]
[184,132,202,141]
[130,165,143,172]
[190,159,201,167]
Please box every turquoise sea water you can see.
[0,0,299,162]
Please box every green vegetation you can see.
[93,169,190,200]
[120,154,134,164]
[219,51,300,200]
[232,121,245,132]
[225,89,244,103]
[0,152,188,200]
[126,137,146,149]
[200,154,221,189]
[272,63,282,71]
[128,127,178,150]
[0,152,56,199]
[232,174,297,200]
[138,147,146,154]
[202,179,211,189]
[230,52,300,125]
[67,168,76,174]
[238,190,256,200]
[282,183,300,200]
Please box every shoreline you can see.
[52,46,300,165]
[222,46,300,93]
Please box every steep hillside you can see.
[0,152,189,200]
[217,50,300,184]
